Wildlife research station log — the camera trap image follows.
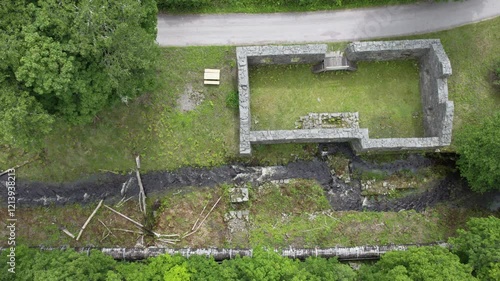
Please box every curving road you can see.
[157,0,500,46]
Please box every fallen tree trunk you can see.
[15,242,448,262]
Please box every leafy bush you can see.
[0,87,54,150]
[456,112,500,193]
[449,217,500,281]
[0,245,117,281]
[0,0,159,149]
[157,0,210,10]
[1,247,356,280]
[359,246,477,281]
[157,0,427,12]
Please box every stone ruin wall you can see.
[237,40,454,155]
[237,45,327,155]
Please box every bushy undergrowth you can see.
[158,0,425,13]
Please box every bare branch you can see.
[60,227,76,239]
[116,196,135,208]
[98,219,117,238]
[104,204,144,228]
[100,232,110,242]
[0,157,37,176]
[183,196,222,239]
[135,155,141,169]
[113,228,143,235]
[157,238,177,245]
[192,200,209,231]
[135,156,147,216]
[76,199,104,241]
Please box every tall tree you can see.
[0,85,54,150]
[449,217,500,281]
[0,0,159,149]
[456,112,500,193]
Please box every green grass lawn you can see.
[2,18,499,181]
[10,47,240,181]
[249,61,422,138]
[3,46,312,181]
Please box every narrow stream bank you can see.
[1,144,498,212]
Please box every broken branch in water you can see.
[135,156,147,216]
[116,195,135,208]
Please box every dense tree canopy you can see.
[0,85,54,149]
[456,112,500,193]
[1,247,356,281]
[359,246,477,281]
[111,248,357,280]
[0,0,159,149]
[4,241,499,281]
[0,246,116,281]
[449,217,500,281]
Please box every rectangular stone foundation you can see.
[237,41,453,155]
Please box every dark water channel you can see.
[1,143,498,212]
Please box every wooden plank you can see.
[204,72,220,80]
[204,80,220,85]
[204,68,220,73]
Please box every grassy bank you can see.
[1,18,499,181]
[158,0,424,14]
[2,181,495,248]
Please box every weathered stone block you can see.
[229,188,249,203]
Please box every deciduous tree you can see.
[0,0,159,149]
[456,112,500,193]
[359,246,477,281]
[449,217,500,281]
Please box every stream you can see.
[1,144,498,212]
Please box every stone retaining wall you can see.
[237,40,453,155]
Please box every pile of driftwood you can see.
[60,156,222,247]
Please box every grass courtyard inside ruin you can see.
[249,60,424,138]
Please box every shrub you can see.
[456,112,500,193]
[449,217,500,281]
[359,246,477,281]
